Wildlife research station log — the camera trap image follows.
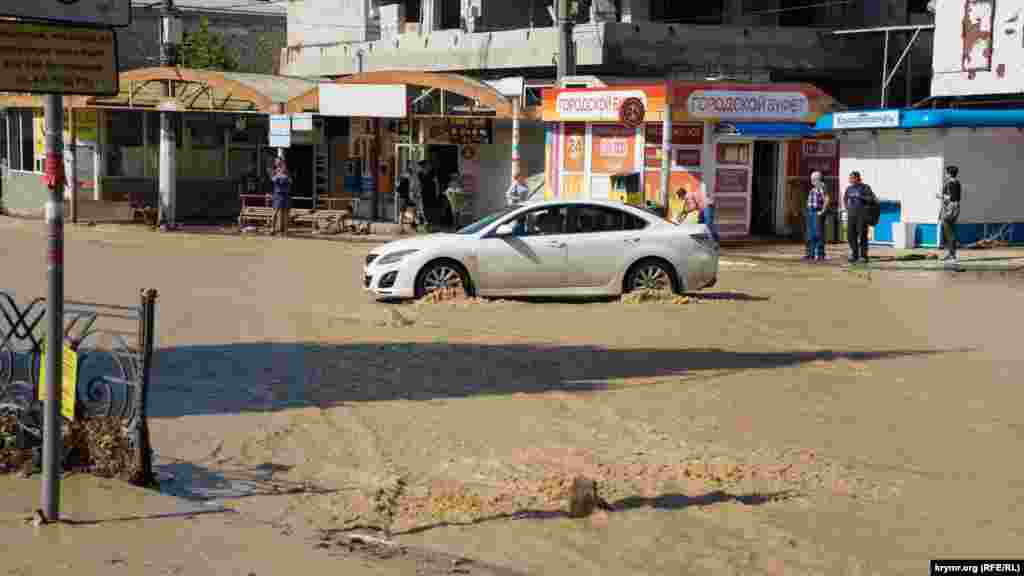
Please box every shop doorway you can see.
[751,141,779,236]
[429,144,460,228]
[284,146,314,209]
[429,144,460,192]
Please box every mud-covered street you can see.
[2,217,1023,575]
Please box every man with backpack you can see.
[843,171,878,263]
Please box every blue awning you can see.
[816,108,1024,131]
[729,123,818,137]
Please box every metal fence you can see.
[0,289,157,483]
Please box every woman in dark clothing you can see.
[418,161,437,230]
[270,158,292,236]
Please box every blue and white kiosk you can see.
[815,108,1024,248]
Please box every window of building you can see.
[650,0,724,24]
[403,0,420,25]
[108,111,143,148]
[0,115,7,168]
[19,111,34,173]
[907,0,931,13]
[187,113,223,149]
[438,0,460,29]
[777,0,826,27]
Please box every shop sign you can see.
[0,20,118,95]
[555,90,648,122]
[447,103,497,117]
[269,114,291,148]
[832,110,900,130]
[675,149,702,167]
[446,117,493,145]
[715,168,749,195]
[598,138,628,158]
[802,140,837,157]
[618,97,646,127]
[645,124,703,146]
[687,90,809,121]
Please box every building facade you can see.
[121,0,287,74]
[283,0,937,108]
[814,0,1024,249]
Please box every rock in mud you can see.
[568,477,599,518]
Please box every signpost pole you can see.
[67,108,78,224]
[158,0,180,230]
[41,93,65,523]
[512,97,521,189]
[660,77,672,216]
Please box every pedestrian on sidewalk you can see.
[843,171,877,263]
[270,158,292,237]
[418,161,438,231]
[701,182,719,243]
[937,165,962,261]
[805,171,829,261]
[674,187,701,225]
[506,171,530,208]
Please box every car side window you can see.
[508,206,568,236]
[570,206,646,233]
[623,212,648,230]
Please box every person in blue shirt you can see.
[270,158,292,237]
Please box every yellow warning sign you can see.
[38,344,79,421]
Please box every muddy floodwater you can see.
[2,218,1022,575]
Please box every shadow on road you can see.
[687,291,770,302]
[149,342,955,419]
[391,489,798,537]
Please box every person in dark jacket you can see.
[270,158,292,236]
[418,161,437,230]
[843,171,877,263]
[936,165,962,261]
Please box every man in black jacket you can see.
[843,171,877,263]
[937,165,962,261]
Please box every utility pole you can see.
[41,94,65,522]
[660,75,672,216]
[158,0,181,230]
[556,0,575,81]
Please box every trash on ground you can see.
[620,290,690,305]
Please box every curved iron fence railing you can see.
[0,289,157,483]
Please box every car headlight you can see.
[376,249,419,265]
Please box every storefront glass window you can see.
[19,111,34,173]
[562,123,586,173]
[590,124,636,175]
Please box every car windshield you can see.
[456,206,518,235]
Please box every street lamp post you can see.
[158,0,182,230]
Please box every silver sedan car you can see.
[363,200,718,300]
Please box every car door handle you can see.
[624,238,641,244]
[546,241,567,248]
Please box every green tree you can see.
[180,17,237,71]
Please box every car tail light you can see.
[690,232,718,251]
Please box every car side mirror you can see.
[495,223,516,236]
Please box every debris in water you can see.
[620,289,690,305]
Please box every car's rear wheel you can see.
[625,259,677,294]
[415,259,472,299]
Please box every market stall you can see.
[541,81,839,238]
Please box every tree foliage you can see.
[181,17,237,71]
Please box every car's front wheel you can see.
[625,259,677,294]
[415,259,472,299]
